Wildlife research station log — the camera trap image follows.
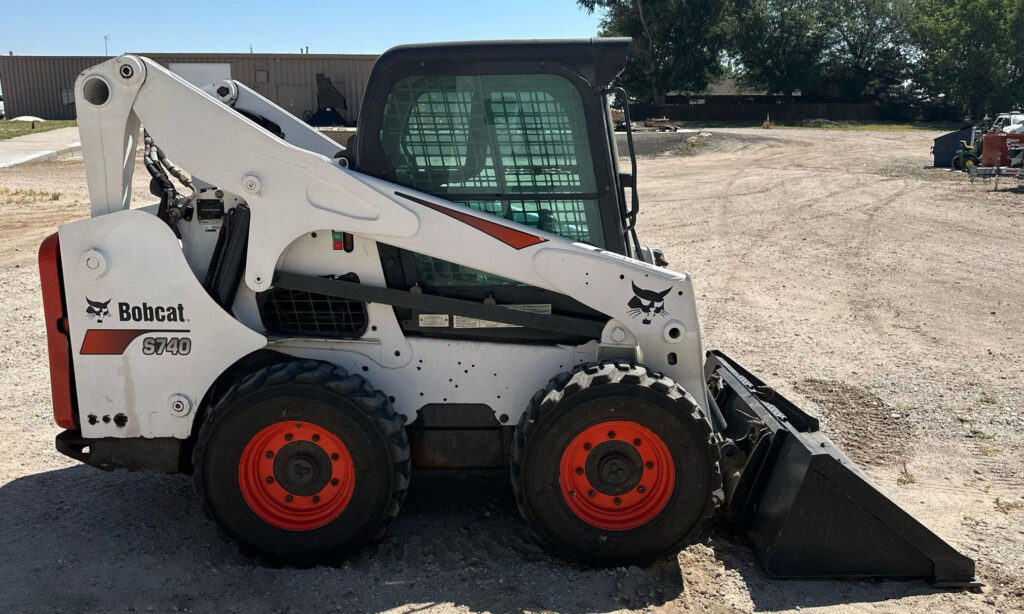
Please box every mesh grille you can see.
[379,74,606,287]
[259,274,367,338]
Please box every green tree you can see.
[578,0,729,103]
[728,0,828,99]
[911,0,1024,118]
[819,0,913,100]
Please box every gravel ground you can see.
[0,129,1021,613]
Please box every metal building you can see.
[0,53,379,122]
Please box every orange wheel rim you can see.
[558,420,674,531]
[238,421,355,531]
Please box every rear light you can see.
[38,233,77,429]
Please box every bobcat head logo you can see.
[628,283,671,325]
[86,298,111,323]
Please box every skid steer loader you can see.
[38,39,975,584]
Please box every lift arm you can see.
[73,54,708,411]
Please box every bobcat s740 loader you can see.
[38,39,975,584]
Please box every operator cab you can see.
[351,39,641,343]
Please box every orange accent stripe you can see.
[397,192,548,250]
[38,233,76,429]
[80,329,189,355]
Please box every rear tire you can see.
[192,360,410,565]
[511,362,721,566]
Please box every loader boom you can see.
[72,53,708,427]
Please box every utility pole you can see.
[104,34,110,56]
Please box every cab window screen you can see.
[380,74,602,286]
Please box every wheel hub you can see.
[273,441,332,496]
[586,440,643,495]
[238,421,355,531]
[559,420,675,531]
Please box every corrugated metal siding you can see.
[0,56,105,119]
[0,53,377,121]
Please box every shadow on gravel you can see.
[704,527,956,612]
[0,466,684,612]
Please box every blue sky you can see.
[0,1,604,56]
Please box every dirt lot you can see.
[0,129,1021,613]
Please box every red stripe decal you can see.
[397,192,547,250]
[81,329,189,355]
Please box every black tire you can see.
[951,155,963,170]
[192,359,410,565]
[511,362,721,566]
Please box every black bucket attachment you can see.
[705,351,977,587]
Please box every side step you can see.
[705,351,977,587]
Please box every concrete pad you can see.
[0,127,82,168]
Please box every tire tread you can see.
[510,360,723,565]
[192,359,410,564]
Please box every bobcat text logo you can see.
[118,301,187,323]
[627,283,671,325]
[85,298,111,323]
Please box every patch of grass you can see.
[979,394,998,405]
[0,188,62,205]
[781,120,964,132]
[978,445,1000,457]
[0,119,76,141]
[967,428,996,440]
[674,130,713,155]
[897,463,916,486]
[994,498,1024,514]
[670,120,964,132]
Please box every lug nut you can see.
[331,478,339,486]
[331,453,340,461]
[613,497,622,505]
[312,434,320,442]
[637,485,646,494]
[575,467,583,475]
[583,443,592,451]
[607,431,616,439]
[645,461,654,469]
[265,451,274,459]
[284,433,293,441]
[265,477,274,484]
[285,495,293,503]
[633,438,642,447]
[312,495,320,503]
[588,490,596,498]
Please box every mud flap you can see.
[705,350,977,587]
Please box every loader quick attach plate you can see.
[706,351,978,587]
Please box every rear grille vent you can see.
[258,273,368,338]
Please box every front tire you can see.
[511,362,721,566]
[192,360,410,565]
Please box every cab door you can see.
[355,44,630,343]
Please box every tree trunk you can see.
[651,81,666,105]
